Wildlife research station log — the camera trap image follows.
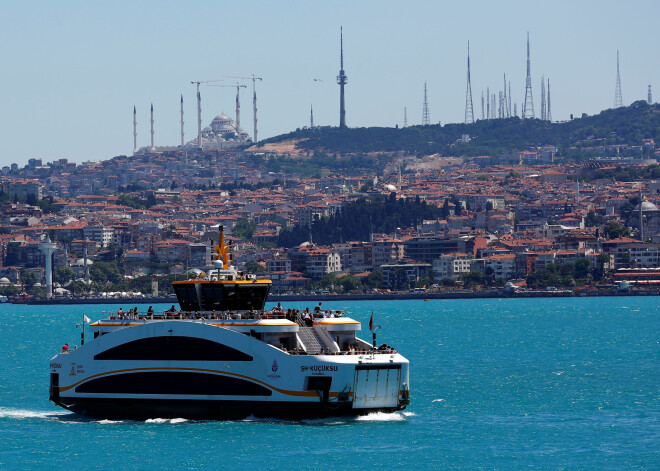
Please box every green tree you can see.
[603,222,630,239]
[20,269,37,288]
[53,266,76,285]
[232,218,257,241]
[244,261,266,274]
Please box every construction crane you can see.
[190,79,223,148]
[208,83,247,132]
[223,75,263,143]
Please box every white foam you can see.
[97,419,124,424]
[432,398,445,402]
[355,411,406,421]
[402,411,417,417]
[145,418,188,424]
[0,407,57,419]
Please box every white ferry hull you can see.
[50,321,410,420]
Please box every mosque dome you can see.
[634,201,659,211]
[0,277,10,284]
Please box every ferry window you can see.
[94,336,253,361]
[200,284,225,310]
[173,285,199,311]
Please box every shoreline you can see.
[5,289,656,305]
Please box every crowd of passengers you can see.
[111,302,344,324]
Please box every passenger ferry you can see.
[49,227,410,420]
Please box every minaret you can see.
[547,78,552,122]
[150,103,155,152]
[252,76,259,143]
[197,88,203,149]
[614,50,623,108]
[235,85,241,131]
[337,26,348,128]
[464,41,474,124]
[523,32,535,119]
[180,94,184,146]
[39,236,57,299]
[133,106,137,154]
[83,238,90,286]
[310,104,314,127]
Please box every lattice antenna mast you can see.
[649,85,653,105]
[422,82,430,125]
[540,75,546,121]
[547,78,552,122]
[310,104,314,127]
[486,86,490,119]
[503,74,509,117]
[522,32,535,119]
[614,50,623,108]
[481,92,485,120]
[465,41,474,124]
[337,26,348,128]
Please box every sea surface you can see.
[0,297,657,470]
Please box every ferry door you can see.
[352,365,401,409]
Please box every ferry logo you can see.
[272,360,278,372]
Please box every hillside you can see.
[259,101,660,159]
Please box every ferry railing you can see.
[101,308,347,322]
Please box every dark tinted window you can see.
[76,371,272,396]
[173,284,199,311]
[94,336,252,361]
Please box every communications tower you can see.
[522,32,535,119]
[614,50,623,108]
[464,41,474,124]
[540,75,546,121]
[150,103,155,152]
[547,78,552,122]
[649,85,653,105]
[422,82,430,125]
[337,27,348,128]
[180,95,184,146]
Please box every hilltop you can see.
[259,101,660,161]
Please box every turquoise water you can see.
[0,297,658,469]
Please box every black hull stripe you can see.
[52,397,405,421]
[60,367,318,397]
[75,371,273,396]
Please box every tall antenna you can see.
[481,92,485,120]
[649,84,653,105]
[150,103,155,152]
[404,106,407,127]
[180,94,184,146]
[503,73,509,117]
[614,50,623,108]
[422,82,430,125]
[547,78,552,122]
[133,106,137,154]
[540,75,546,121]
[465,41,474,124]
[486,86,490,119]
[523,32,535,119]
[514,103,517,117]
[310,104,314,127]
[337,26,348,128]
[235,84,241,130]
[492,94,496,120]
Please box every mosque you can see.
[134,108,252,155]
[195,112,252,150]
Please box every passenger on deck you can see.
[302,311,313,327]
[147,306,154,317]
[273,302,283,313]
[62,343,69,352]
[118,307,124,319]
[134,307,139,318]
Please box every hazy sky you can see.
[0,0,658,167]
